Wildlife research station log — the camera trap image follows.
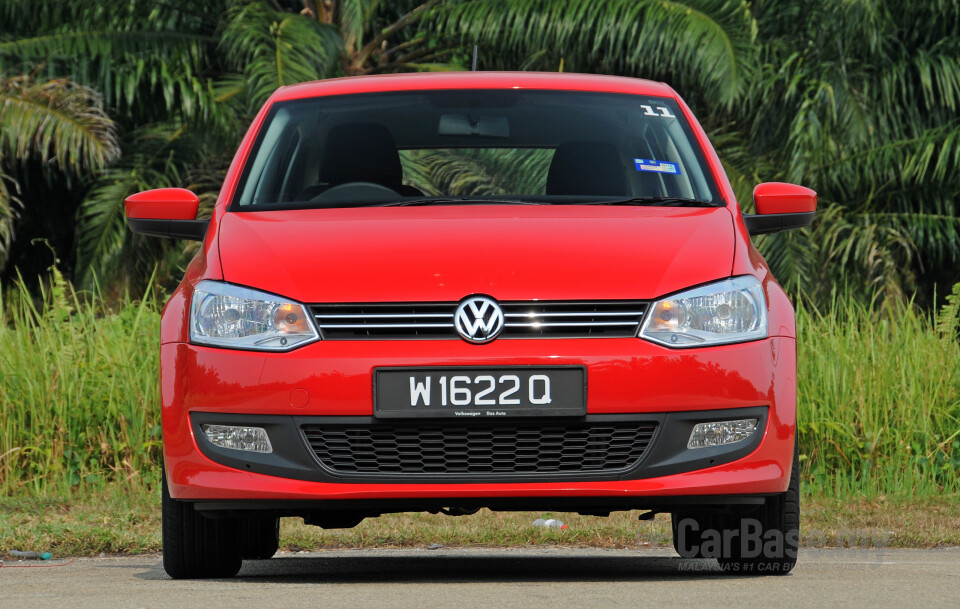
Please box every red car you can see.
[125,72,816,579]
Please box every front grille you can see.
[311,301,648,340]
[301,421,658,477]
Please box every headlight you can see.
[189,281,319,351]
[639,276,767,347]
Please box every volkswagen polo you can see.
[125,72,816,578]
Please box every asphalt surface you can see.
[2,547,959,609]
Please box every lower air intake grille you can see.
[301,421,658,477]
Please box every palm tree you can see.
[0,0,459,289]
[3,0,958,305]
[721,0,960,304]
[430,0,758,109]
[0,74,119,269]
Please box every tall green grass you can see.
[0,269,162,495]
[1,272,958,498]
[797,285,960,496]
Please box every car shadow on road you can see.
[135,553,744,583]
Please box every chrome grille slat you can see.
[505,311,645,317]
[504,321,638,327]
[317,323,454,329]
[310,300,648,340]
[318,313,452,319]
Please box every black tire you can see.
[716,442,800,575]
[241,516,280,560]
[162,472,243,579]
[671,442,800,575]
[671,509,727,559]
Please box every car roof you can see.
[270,72,678,102]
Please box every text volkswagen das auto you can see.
[124,72,816,578]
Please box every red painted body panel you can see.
[152,72,804,505]
[218,206,734,303]
[753,182,818,215]
[269,72,678,104]
[124,188,199,220]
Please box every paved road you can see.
[3,548,959,609]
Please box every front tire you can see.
[717,442,800,575]
[162,471,243,579]
[671,442,800,575]
[241,516,280,560]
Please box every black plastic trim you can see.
[743,211,815,235]
[126,218,208,241]
[189,406,767,485]
[190,494,768,517]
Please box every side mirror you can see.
[743,182,817,236]
[124,188,208,241]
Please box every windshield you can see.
[231,90,721,209]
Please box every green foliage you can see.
[728,0,960,303]
[432,0,757,108]
[0,0,224,123]
[0,270,161,495]
[74,124,226,289]
[0,75,119,171]
[220,2,343,111]
[796,285,960,495]
[0,0,464,290]
[401,148,553,196]
[0,0,957,304]
[0,74,119,267]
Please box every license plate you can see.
[374,367,586,418]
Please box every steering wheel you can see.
[310,182,400,206]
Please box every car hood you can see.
[217,205,734,302]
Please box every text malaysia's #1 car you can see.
[124,72,817,579]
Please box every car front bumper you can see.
[161,336,796,506]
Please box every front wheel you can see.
[672,442,800,575]
[162,471,243,579]
[241,516,280,560]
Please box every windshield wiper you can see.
[378,196,720,208]
[581,196,721,207]
[379,197,543,207]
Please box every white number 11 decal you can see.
[640,105,676,118]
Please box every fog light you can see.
[202,424,273,453]
[687,418,758,449]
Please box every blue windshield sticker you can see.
[634,159,681,175]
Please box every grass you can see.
[0,268,163,494]
[795,285,960,495]
[2,489,957,559]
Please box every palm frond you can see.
[0,169,19,266]
[0,75,119,171]
[400,148,553,196]
[0,31,211,62]
[0,0,231,131]
[339,0,380,52]
[432,0,758,107]
[73,124,220,289]
[220,2,343,110]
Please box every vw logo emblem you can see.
[454,296,504,343]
